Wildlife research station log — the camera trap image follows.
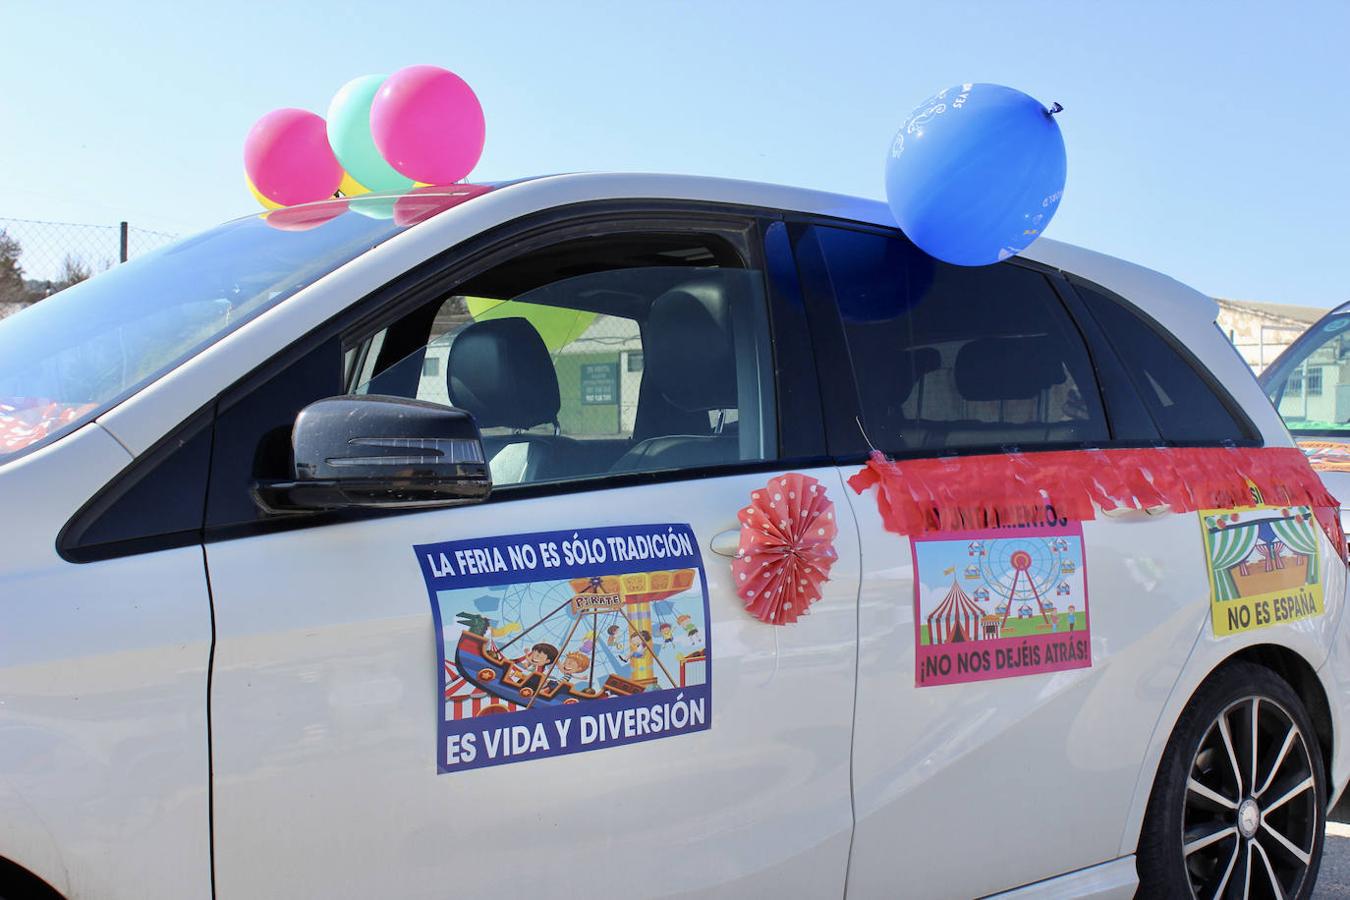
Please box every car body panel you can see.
[842,480,1232,896]
[206,468,860,898]
[0,423,212,899]
[988,855,1138,899]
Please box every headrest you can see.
[646,278,737,412]
[954,336,1067,401]
[887,347,942,402]
[447,317,560,429]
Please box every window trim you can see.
[60,200,832,559]
[1063,274,1262,448]
[220,202,827,535]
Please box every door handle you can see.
[710,528,742,558]
[1100,504,1171,519]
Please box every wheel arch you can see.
[0,853,64,899]
[1123,641,1337,859]
[1226,643,1335,794]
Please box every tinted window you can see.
[1262,313,1350,433]
[812,226,1107,453]
[60,414,214,561]
[1074,282,1252,443]
[352,236,777,487]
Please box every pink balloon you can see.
[370,65,485,185]
[244,108,343,206]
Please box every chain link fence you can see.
[0,217,178,311]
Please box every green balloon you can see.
[347,195,397,220]
[327,75,414,193]
[466,297,597,352]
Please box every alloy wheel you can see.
[1182,695,1319,899]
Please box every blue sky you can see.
[3,1,1347,306]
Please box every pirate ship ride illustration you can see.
[444,569,709,717]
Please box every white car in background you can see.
[0,174,1346,899]
[1261,302,1350,533]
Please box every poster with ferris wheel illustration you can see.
[912,522,1092,687]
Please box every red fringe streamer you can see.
[848,447,1344,560]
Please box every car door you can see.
[204,212,862,898]
[789,222,1234,897]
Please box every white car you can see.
[1260,301,1350,524]
[0,174,1346,900]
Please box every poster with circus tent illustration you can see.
[1200,505,1324,637]
[912,522,1091,687]
[415,523,711,773]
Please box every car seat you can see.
[446,316,578,484]
[611,278,741,473]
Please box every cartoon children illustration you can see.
[606,624,624,650]
[628,630,652,661]
[1065,604,1077,632]
[676,614,700,641]
[559,651,590,683]
[659,623,675,644]
[518,642,559,691]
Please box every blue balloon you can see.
[885,83,1066,267]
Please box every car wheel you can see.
[1137,660,1326,899]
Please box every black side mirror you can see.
[254,395,491,513]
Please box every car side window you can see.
[402,297,646,442]
[349,235,777,487]
[1072,282,1255,444]
[808,225,1108,454]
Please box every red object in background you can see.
[0,398,99,456]
[848,447,1346,563]
[733,472,839,625]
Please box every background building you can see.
[1216,298,1328,373]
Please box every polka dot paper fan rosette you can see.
[732,472,839,625]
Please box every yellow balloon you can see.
[246,173,283,210]
[338,171,371,198]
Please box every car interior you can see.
[348,232,777,486]
[837,257,1106,454]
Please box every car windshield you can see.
[0,189,487,463]
[1262,311,1350,433]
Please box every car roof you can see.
[404,172,1222,331]
[92,174,1283,460]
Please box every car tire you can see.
[1137,660,1326,899]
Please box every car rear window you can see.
[1072,282,1255,444]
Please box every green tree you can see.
[0,229,26,303]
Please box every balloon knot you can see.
[1047,102,1064,116]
